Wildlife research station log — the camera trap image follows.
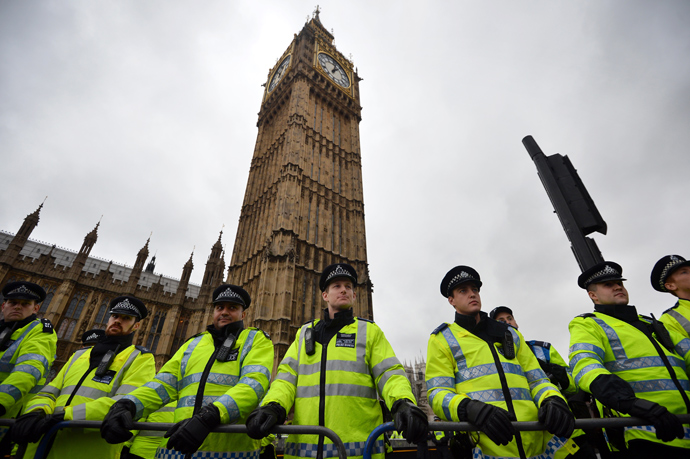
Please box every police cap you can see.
[651,255,690,292]
[319,263,358,291]
[109,296,148,320]
[81,328,105,345]
[489,306,513,320]
[577,261,626,289]
[440,266,482,298]
[212,284,251,309]
[2,281,46,303]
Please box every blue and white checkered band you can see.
[448,271,472,292]
[85,332,100,342]
[585,264,620,286]
[111,298,140,317]
[659,255,687,290]
[6,285,40,299]
[326,264,353,283]
[217,288,244,304]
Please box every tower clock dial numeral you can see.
[268,55,291,92]
[317,53,350,88]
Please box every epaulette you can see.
[246,326,271,339]
[40,318,54,334]
[135,345,153,354]
[301,319,315,326]
[431,323,449,335]
[357,317,374,324]
[529,340,551,349]
[577,313,596,319]
[662,301,680,315]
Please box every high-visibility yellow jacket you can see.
[25,343,156,459]
[569,310,690,449]
[124,327,273,459]
[660,299,690,339]
[426,317,578,459]
[0,316,56,442]
[262,316,415,459]
[128,402,176,459]
[527,340,577,396]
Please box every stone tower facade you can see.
[227,12,373,367]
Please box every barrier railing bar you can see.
[364,416,690,459]
[0,421,346,459]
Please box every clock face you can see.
[317,53,350,88]
[268,55,291,92]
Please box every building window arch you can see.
[57,292,88,340]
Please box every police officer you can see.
[12,295,156,459]
[0,281,56,451]
[246,263,428,459]
[569,261,690,457]
[651,255,690,338]
[101,284,274,459]
[426,266,577,459]
[489,306,575,395]
[81,328,105,348]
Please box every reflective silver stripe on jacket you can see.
[666,309,690,335]
[0,321,41,372]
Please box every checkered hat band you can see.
[585,265,620,286]
[111,299,140,316]
[659,256,687,289]
[447,271,473,292]
[6,285,40,299]
[325,265,354,283]
[217,289,242,300]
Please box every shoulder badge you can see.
[431,323,449,335]
[577,313,596,319]
[135,345,153,354]
[260,329,270,339]
[40,318,54,334]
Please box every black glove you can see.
[165,404,221,454]
[538,396,575,438]
[391,399,429,444]
[101,399,137,444]
[619,398,684,442]
[11,411,46,444]
[460,399,515,446]
[246,402,286,440]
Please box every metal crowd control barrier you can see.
[0,420,347,459]
[363,416,690,459]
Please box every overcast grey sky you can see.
[2,1,689,362]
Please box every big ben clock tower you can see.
[226,10,374,368]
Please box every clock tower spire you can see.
[227,12,373,367]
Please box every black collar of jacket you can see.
[314,308,355,345]
[0,314,37,333]
[207,320,244,345]
[594,304,639,324]
[89,332,134,367]
[455,311,510,343]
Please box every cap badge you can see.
[326,264,353,283]
[7,285,39,298]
